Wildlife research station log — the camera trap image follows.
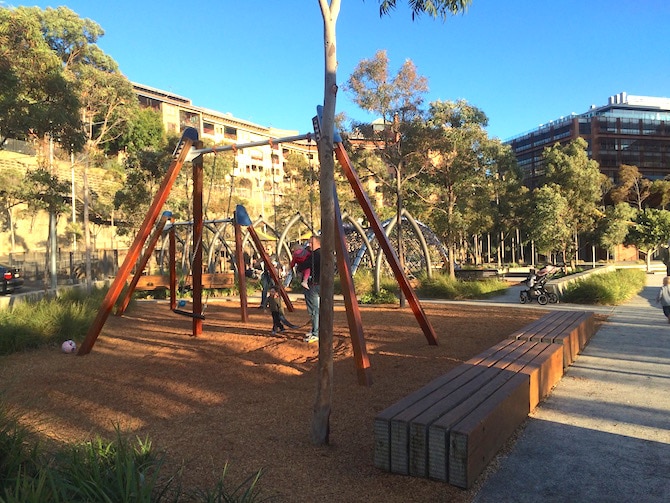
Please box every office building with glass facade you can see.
[507,93,670,187]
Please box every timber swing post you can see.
[78,127,199,355]
[79,109,436,388]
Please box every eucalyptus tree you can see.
[479,140,526,266]
[595,202,636,261]
[35,6,140,287]
[625,208,670,272]
[312,0,472,445]
[527,185,572,263]
[542,137,605,264]
[0,6,84,150]
[651,179,670,210]
[345,49,428,305]
[609,164,651,210]
[408,99,502,278]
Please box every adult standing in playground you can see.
[304,235,321,343]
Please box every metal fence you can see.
[1,249,122,284]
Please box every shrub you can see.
[417,272,508,300]
[0,287,106,355]
[561,268,646,305]
[358,288,398,305]
[50,430,168,503]
[0,410,268,502]
[0,404,43,499]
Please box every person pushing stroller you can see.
[520,264,558,305]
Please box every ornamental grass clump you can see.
[417,272,508,299]
[0,410,268,502]
[0,287,105,355]
[561,268,646,305]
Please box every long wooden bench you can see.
[133,273,235,291]
[374,309,596,489]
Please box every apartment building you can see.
[133,83,317,217]
[507,92,670,187]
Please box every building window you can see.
[179,110,200,133]
[224,126,237,140]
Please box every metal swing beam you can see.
[190,133,313,157]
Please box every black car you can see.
[0,264,24,295]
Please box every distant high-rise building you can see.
[507,92,670,187]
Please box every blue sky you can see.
[8,0,670,140]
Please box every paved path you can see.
[473,272,670,502]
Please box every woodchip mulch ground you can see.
[0,298,548,502]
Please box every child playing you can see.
[267,286,298,333]
[656,276,670,324]
[268,287,285,335]
[289,242,312,290]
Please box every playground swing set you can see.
[77,108,438,386]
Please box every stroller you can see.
[519,265,559,305]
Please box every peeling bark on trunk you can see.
[311,0,340,446]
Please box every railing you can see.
[1,249,122,284]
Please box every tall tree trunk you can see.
[7,208,15,252]
[396,166,406,307]
[84,157,92,293]
[312,0,340,446]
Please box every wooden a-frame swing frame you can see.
[78,122,437,386]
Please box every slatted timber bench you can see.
[374,309,596,489]
[132,273,235,291]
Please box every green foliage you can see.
[24,168,72,215]
[378,0,472,20]
[561,268,646,305]
[417,271,508,299]
[114,144,175,236]
[107,102,165,155]
[0,6,84,150]
[528,184,572,257]
[0,410,269,502]
[542,138,606,237]
[0,287,105,355]
[358,288,398,304]
[609,164,651,210]
[190,464,268,503]
[596,202,636,254]
[0,405,43,499]
[625,208,670,255]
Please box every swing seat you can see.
[172,309,206,320]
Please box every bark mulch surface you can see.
[0,299,552,502]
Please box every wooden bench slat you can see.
[374,338,523,472]
[373,309,597,489]
[387,340,531,474]
[448,373,531,488]
[423,341,559,481]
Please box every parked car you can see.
[0,264,24,295]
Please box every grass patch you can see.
[0,408,268,502]
[0,287,107,356]
[417,272,509,300]
[561,268,646,305]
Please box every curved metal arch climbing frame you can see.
[241,216,293,262]
[276,212,316,264]
[373,209,434,293]
[340,211,376,275]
